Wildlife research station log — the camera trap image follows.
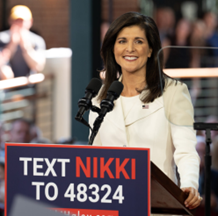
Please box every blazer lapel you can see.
[104,96,129,146]
[125,91,163,126]
[105,97,126,131]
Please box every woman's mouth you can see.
[123,56,138,61]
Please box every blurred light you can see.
[163,68,218,78]
[0,77,28,90]
[28,73,45,83]
[45,48,72,58]
[0,73,44,90]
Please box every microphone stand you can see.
[75,103,100,133]
[88,106,111,145]
[194,122,218,216]
[204,128,211,216]
[88,115,103,145]
[88,96,116,145]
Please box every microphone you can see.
[75,78,102,123]
[99,80,124,118]
[89,81,124,145]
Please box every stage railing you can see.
[0,73,55,141]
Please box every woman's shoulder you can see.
[164,78,188,93]
[163,77,191,105]
[163,78,194,126]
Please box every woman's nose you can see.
[126,42,135,52]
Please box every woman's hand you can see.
[181,187,202,209]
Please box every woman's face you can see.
[114,25,152,76]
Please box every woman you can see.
[89,12,201,211]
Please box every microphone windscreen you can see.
[86,78,102,95]
[108,81,124,97]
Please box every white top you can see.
[120,95,139,119]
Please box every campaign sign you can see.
[5,144,150,216]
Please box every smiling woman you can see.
[99,12,163,102]
[114,25,152,91]
[89,12,201,214]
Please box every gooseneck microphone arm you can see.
[89,94,115,144]
[88,115,104,145]
[89,81,123,145]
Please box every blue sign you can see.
[5,144,150,216]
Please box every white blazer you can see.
[89,79,200,189]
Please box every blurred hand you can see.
[181,187,202,209]
[0,65,14,79]
[19,28,31,50]
[0,49,10,66]
[10,24,21,45]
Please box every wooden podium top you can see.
[151,162,196,215]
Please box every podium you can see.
[5,143,196,216]
[151,162,195,215]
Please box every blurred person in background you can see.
[164,18,192,68]
[9,118,31,143]
[163,18,201,106]
[196,136,218,214]
[0,5,46,80]
[154,7,175,44]
[212,136,218,171]
[30,123,51,144]
[205,115,218,141]
[203,11,218,58]
[190,19,207,47]
[204,115,218,172]
[190,20,207,67]
[188,20,207,106]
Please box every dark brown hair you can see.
[99,11,167,103]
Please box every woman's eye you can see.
[136,40,143,44]
[118,40,126,44]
